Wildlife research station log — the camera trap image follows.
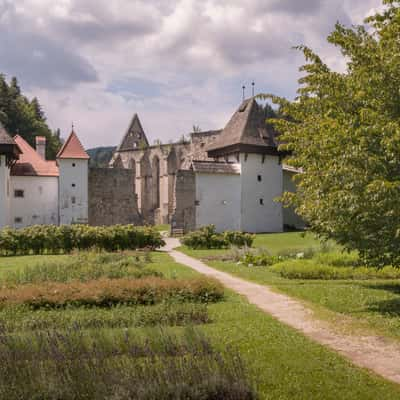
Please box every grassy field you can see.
[181,232,400,340]
[0,250,400,398]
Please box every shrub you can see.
[3,252,163,285]
[0,277,225,308]
[0,225,165,256]
[182,225,254,249]
[0,327,256,400]
[271,260,400,280]
[241,252,281,267]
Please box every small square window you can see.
[14,189,24,198]
[72,183,76,188]
[71,196,76,205]
[257,175,262,182]
[260,198,264,205]
[72,163,76,167]
[14,217,23,223]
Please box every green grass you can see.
[253,231,324,253]
[0,250,400,398]
[153,224,170,232]
[181,231,400,341]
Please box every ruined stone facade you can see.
[110,113,221,225]
[109,99,304,233]
[88,168,142,226]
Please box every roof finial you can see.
[71,122,74,132]
[242,85,246,101]
[252,81,255,97]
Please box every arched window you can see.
[128,159,136,194]
[152,156,160,209]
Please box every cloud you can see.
[0,1,98,89]
[0,0,384,148]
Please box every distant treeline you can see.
[87,146,116,168]
[0,75,62,159]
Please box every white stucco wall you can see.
[58,159,88,225]
[282,170,306,230]
[10,176,59,228]
[0,155,11,228]
[195,172,241,232]
[240,153,283,233]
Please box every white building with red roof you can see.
[57,130,90,225]
[0,124,89,228]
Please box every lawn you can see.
[0,251,400,398]
[181,232,400,340]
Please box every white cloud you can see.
[0,0,384,148]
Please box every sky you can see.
[0,0,384,148]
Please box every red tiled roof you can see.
[57,131,89,159]
[11,135,59,177]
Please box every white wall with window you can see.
[58,159,88,225]
[240,153,283,233]
[10,176,59,228]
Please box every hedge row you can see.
[271,260,400,280]
[0,277,225,308]
[181,225,254,249]
[0,225,165,255]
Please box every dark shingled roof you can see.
[191,160,240,175]
[0,123,21,162]
[0,123,16,145]
[117,113,149,151]
[207,98,280,157]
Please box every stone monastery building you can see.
[0,97,303,233]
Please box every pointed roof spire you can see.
[57,129,89,159]
[207,98,280,157]
[117,113,149,151]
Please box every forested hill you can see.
[87,146,116,168]
[0,75,62,159]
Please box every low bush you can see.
[0,303,210,332]
[0,327,256,400]
[0,277,224,308]
[271,260,400,280]
[182,225,254,249]
[241,251,281,267]
[3,252,163,285]
[0,224,165,256]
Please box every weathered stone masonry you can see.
[110,113,221,225]
[88,168,142,226]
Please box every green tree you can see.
[0,75,62,159]
[262,0,400,267]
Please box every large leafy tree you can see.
[264,0,400,267]
[0,75,62,159]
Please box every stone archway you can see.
[152,155,160,209]
[167,149,178,217]
[128,158,136,194]
[139,153,152,221]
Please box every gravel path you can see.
[163,238,400,385]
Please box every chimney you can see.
[35,136,46,159]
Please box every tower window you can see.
[14,217,23,224]
[14,189,24,198]
[257,175,262,182]
[72,163,76,167]
[71,196,76,205]
[72,183,76,188]
[260,198,264,205]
